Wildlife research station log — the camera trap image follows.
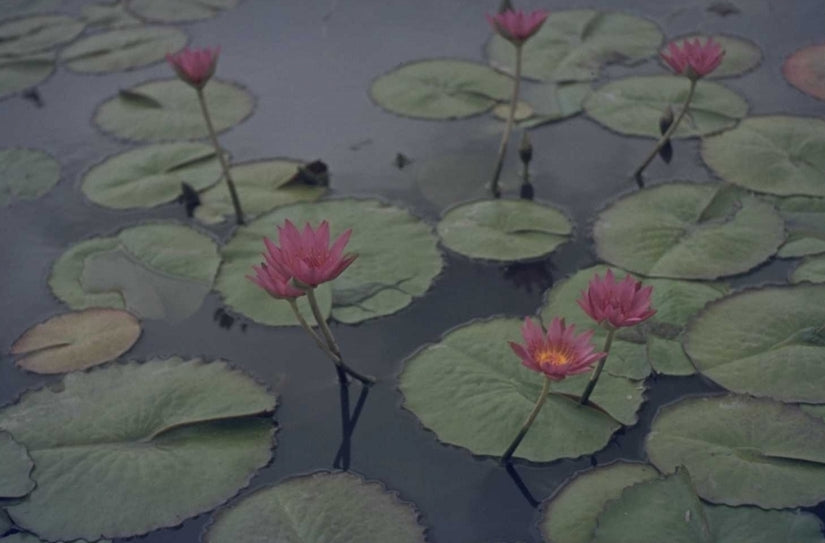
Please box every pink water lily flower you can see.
[577,269,656,329]
[661,37,725,80]
[486,9,549,45]
[509,317,606,381]
[247,262,305,300]
[166,46,220,89]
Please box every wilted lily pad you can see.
[702,116,825,197]
[204,471,426,543]
[585,76,748,138]
[593,182,784,279]
[792,255,825,284]
[783,43,825,102]
[685,284,825,401]
[399,318,645,462]
[0,357,276,541]
[10,308,141,374]
[437,199,572,262]
[49,222,220,321]
[81,142,221,209]
[217,198,443,326]
[0,15,84,56]
[94,78,254,142]
[661,35,762,78]
[646,394,825,508]
[485,10,662,82]
[127,0,239,22]
[0,53,54,100]
[0,148,59,207]
[0,431,34,499]
[61,26,188,73]
[370,59,512,120]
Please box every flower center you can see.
[533,347,569,367]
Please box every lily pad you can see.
[437,199,572,262]
[705,506,825,543]
[702,116,825,197]
[775,196,825,257]
[584,76,748,138]
[0,0,61,20]
[0,53,54,99]
[399,318,645,462]
[369,59,512,120]
[194,159,326,225]
[685,284,825,402]
[0,15,84,56]
[0,148,59,207]
[646,394,825,508]
[61,26,188,73]
[81,142,221,209]
[49,222,221,322]
[82,1,142,28]
[0,357,276,541]
[539,462,659,543]
[204,471,427,543]
[783,42,825,102]
[10,308,141,374]
[491,82,591,128]
[216,198,443,325]
[0,535,108,543]
[593,182,785,279]
[0,431,34,499]
[792,255,825,284]
[485,10,663,82]
[127,0,239,22]
[94,78,254,142]
[661,35,762,78]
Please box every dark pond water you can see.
[1,0,824,541]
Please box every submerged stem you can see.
[579,328,616,406]
[501,375,552,464]
[490,44,523,198]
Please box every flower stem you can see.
[579,328,617,406]
[196,88,245,225]
[501,375,551,464]
[490,44,523,198]
[287,299,340,362]
[629,78,698,187]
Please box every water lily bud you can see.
[659,105,674,135]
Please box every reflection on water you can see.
[333,379,371,471]
[501,259,554,294]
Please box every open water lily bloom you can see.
[166,46,220,89]
[509,317,606,381]
[486,9,549,45]
[577,269,656,329]
[661,37,725,79]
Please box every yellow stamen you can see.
[533,347,569,367]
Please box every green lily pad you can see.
[49,222,221,321]
[0,357,276,541]
[685,284,825,402]
[647,335,696,375]
[127,0,239,22]
[705,506,825,543]
[94,78,254,142]
[485,10,662,82]
[0,53,54,99]
[492,82,591,128]
[646,394,825,508]
[792,255,825,284]
[216,198,443,326]
[61,26,188,73]
[204,471,426,543]
[0,431,34,499]
[539,462,659,543]
[81,142,221,209]
[774,196,825,257]
[593,182,785,279]
[0,513,10,536]
[0,148,59,207]
[413,152,519,210]
[783,42,825,102]
[370,59,512,120]
[0,15,84,56]
[0,535,108,543]
[585,76,748,138]
[437,199,572,262]
[0,0,61,20]
[194,159,326,225]
[661,35,762,78]
[10,308,141,374]
[399,317,645,462]
[82,1,142,28]
[702,116,825,197]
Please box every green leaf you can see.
[793,255,825,284]
[647,335,695,375]
[0,535,109,543]
[539,462,659,543]
[370,59,512,120]
[60,26,188,73]
[485,10,663,82]
[0,148,59,207]
[585,76,748,138]
[127,0,239,22]
[204,471,427,543]
[10,308,141,374]
[437,199,572,262]
[492,82,591,128]
[593,182,784,279]
[662,35,762,78]
[194,159,326,225]
[82,1,142,28]
[217,199,442,325]
[0,0,61,21]
[0,53,54,99]
[783,42,825,102]
[702,116,825,197]
[81,142,221,209]
[685,284,825,402]
[94,78,254,142]
[399,318,644,462]
[0,357,276,541]
[0,15,84,56]
[0,431,34,499]
[49,222,221,321]
[646,394,825,508]
[705,506,825,543]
